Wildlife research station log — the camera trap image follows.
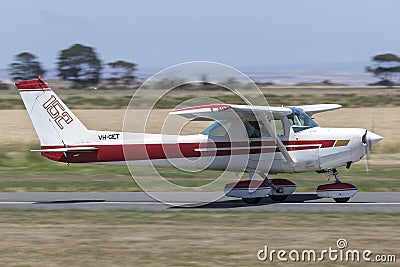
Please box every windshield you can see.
[287,107,319,132]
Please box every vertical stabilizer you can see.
[15,77,89,146]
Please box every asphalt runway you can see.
[0,192,399,212]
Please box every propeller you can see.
[361,130,384,173]
[361,130,370,173]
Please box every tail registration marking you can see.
[42,95,73,130]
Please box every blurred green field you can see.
[2,86,400,109]
[0,210,398,266]
[0,147,398,192]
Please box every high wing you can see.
[170,104,292,121]
[292,104,342,116]
[170,104,295,164]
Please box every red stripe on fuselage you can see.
[40,140,337,163]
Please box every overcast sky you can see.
[1,0,399,72]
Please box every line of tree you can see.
[366,53,400,86]
[8,44,137,87]
[9,52,46,81]
[8,48,400,87]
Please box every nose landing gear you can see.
[316,169,358,203]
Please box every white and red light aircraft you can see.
[16,77,383,204]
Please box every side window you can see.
[201,120,232,137]
[244,121,271,139]
[245,121,261,138]
[273,119,284,136]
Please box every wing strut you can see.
[260,118,296,164]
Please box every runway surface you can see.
[0,192,399,212]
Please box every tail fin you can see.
[15,77,89,146]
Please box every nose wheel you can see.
[317,169,358,203]
[333,197,350,203]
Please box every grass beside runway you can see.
[0,147,399,192]
[0,209,398,266]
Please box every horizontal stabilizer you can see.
[31,147,98,153]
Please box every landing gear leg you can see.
[332,169,350,203]
[331,168,341,183]
[259,173,295,202]
[262,175,288,202]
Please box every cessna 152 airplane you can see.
[16,77,383,204]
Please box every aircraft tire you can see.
[269,195,289,202]
[333,197,350,203]
[242,197,262,204]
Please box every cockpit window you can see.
[200,120,232,137]
[244,121,270,138]
[201,120,272,138]
[287,107,319,132]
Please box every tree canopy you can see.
[107,60,137,85]
[373,53,400,63]
[57,44,102,86]
[366,53,400,85]
[9,52,46,81]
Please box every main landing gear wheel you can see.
[263,177,296,202]
[333,197,350,203]
[269,195,289,202]
[242,197,262,204]
[224,177,270,205]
